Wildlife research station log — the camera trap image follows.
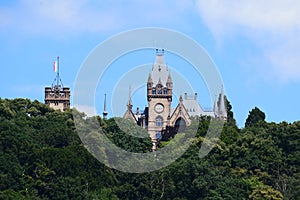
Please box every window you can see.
[163,89,168,94]
[152,89,156,94]
[155,116,163,126]
[158,89,162,94]
[156,132,162,140]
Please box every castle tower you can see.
[147,49,172,149]
[45,57,70,111]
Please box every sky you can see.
[0,0,299,127]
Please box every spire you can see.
[127,86,133,110]
[167,73,172,83]
[103,93,108,119]
[166,72,173,89]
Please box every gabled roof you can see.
[123,109,137,123]
[169,96,191,126]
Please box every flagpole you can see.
[57,56,59,87]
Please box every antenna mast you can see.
[52,56,64,90]
[56,56,60,87]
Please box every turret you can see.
[147,73,153,88]
[166,73,173,89]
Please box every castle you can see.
[123,49,227,149]
[43,53,226,150]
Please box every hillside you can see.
[0,98,299,199]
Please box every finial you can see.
[179,95,183,102]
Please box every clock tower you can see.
[147,49,172,149]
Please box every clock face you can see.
[155,103,164,113]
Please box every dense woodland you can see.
[0,98,299,199]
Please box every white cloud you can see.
[5,0,121,36]
[196,0,300,35]
[0,0,195,37]
[196,0,300,83]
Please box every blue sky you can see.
[0,0,299,127]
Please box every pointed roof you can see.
[169,96,191,126]
[123,86,137,122]
[151,49,169,86]
[123,109,137,122]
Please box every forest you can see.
[0,98,299,199]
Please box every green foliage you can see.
[0,98,299,199]
[245,107,266,127]
[249,184,283,200]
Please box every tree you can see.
[249,185,283,200]
[224,96,237,127]
[245,107,266,127]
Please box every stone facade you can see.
[45,86,70,112]
[124,49,227,149]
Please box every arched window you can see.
[152,89,156,94]
[175,117,187,133]
[156,116,163,127]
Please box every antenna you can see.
[56,56,60,87]
[52,56,64,90]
